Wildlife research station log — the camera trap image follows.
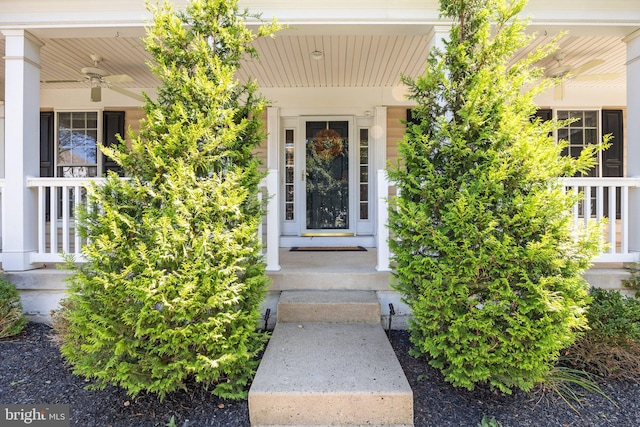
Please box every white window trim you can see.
[54,109,103,178]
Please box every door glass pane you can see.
[284,129,295,221]
[305,121,349,230]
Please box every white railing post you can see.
[265,169,280,271]
[376,169,391,272]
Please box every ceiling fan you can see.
[545,52,619,100]
[42,54,145,103]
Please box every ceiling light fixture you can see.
[311,50,324,60]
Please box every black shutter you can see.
[40,112,54,178]
[602,110,623,178]
[40,112,55,221]
[102,111,125,176]
[602,109,624,219]
[533,108,552,122]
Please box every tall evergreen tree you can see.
[389,0,605,393]
[57,0,279,399]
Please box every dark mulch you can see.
[1,323,639,427]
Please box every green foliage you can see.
[563,287,640,381]
[0,277,26,339]
[389,0,604,394]
[622,262,640,298]
[478,415,502,427]
[56,0,279,400]
[586,287,640,341]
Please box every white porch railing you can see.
[563,177,640,262]
[23,172,640,268]
[25,170,281,268]
[376,171,640,270]
[27,177,105,263]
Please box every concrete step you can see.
[583,268,634,297]
[248,322,413,426]
[268,270,392,291]
[277,290,381,324]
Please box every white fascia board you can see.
[1,0,638,30]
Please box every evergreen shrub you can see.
[0,277,26,339]
[389,0,605,393]
[55,0,279,400]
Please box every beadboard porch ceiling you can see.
[0,25,631,94]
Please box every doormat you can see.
[290,246,367,252]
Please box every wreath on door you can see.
[312,129,344,161]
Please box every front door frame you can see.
[273,107,384,249]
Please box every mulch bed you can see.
[1,323,639,426]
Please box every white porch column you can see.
[1,30,43,271]
[427,25,451,52]
[265,107,280,271]
[373,106,390,271]
[624,30,640,257]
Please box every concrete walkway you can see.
[248,290,413,427]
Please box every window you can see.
[557,110,600,177]
[57,111,99,178]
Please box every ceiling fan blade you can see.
[573,73,620,82]
[103,74,134,84]
[41,79,84,83]
[570,59,605,76]
[109,85,145,102]
[91,86,102,103]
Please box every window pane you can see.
[557,110,568,120]
[360,146,368,163]
[360,166,368,182]
[360,184,368,201]
[585,128,597,145]
[570,146,583,158]
[570,129,583,145]
[557,128,568,141]
[584,111,597,127]
[360,203,368,220]
[360,128,369,143]
[72,114,86,128]
[58,113,71,128]
[569,111,583,125]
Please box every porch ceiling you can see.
[0,25,632,96]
